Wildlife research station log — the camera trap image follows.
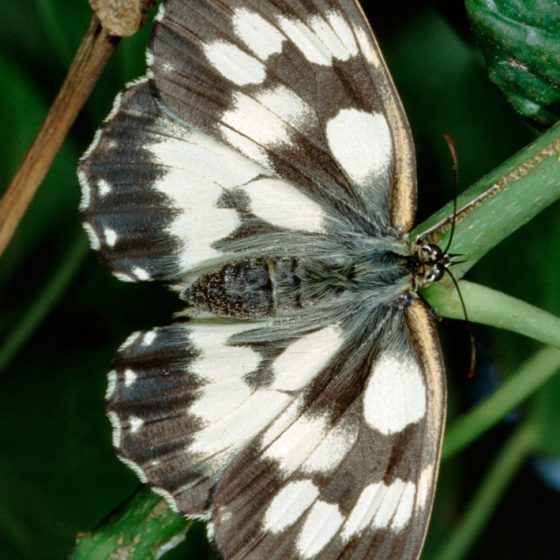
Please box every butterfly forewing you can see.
[79,1,447,559]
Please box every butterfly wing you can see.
[78,0,417,281]
[80,1,447,559]
[106,302,445,559]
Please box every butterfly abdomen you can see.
[184,257,302,318]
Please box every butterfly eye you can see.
[426,262,446,283]
[421,243,444,264]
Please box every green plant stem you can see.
[434,422,536,560]
[443,346,560,459]
[424,280,560,348]
[71,487,190,560]
[0,235,88,374]
[413,123,560,279]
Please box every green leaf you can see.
[466,0,560,128]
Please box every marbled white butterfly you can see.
[78,1,448,558]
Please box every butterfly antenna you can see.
[444,267,477,379]
[442,133,459,256]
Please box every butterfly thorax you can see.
[183,250,415,319]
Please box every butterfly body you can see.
[183,232,417,319]
[79,1,448,558]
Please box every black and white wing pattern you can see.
[78,1,447,559]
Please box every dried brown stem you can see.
[0,15,117,257]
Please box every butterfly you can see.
[78,1,448,558]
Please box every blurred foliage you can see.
[0,1,559,559]
[466,0,560,129]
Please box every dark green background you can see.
[1,1,558,558]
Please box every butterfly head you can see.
[410,243,451,289]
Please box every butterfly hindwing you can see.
[210,301,445,559]
[106,300,444,558]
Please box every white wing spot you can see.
[308,14,349,61]
[148,133,253,270]
[120,332,140,349]
[149,130,264,188]
[128,415,144,433]
[232,8,285,60]
[78,171,91,210]
[124,369,138,387]
[391,481,416,531]
[222,92,293,148]
[271,325,343,391]
[82,222,101,251]
[264,414,329,475]
[256,84,315,130]
[189,390,291,457]
[97,179,112,197]
[363,352,426,435]
[353,24,381,67]
[297,501,344,558]
[277,17,332,66]
[342,483,383,541]
[187,323,261,383]
[113,271,136,282]
[263,480,319,533]
[154,2,165,21]
[107,411,122,447]
[327,11,358,57]
[190,379,252,425]
[342,479,416,540]
[222,84,314,161]
[220,127,271,169]
[242,178,326,233]
[132,266,151,281]
[302,420,358,474]
[260,397,303,448]
[106,371,117,400]
[142,331,156,346]
[104,227,118,247]
[326,109,392,188]
[374,479,409,530]
[416,464,435,512]
[203,40,266,85]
